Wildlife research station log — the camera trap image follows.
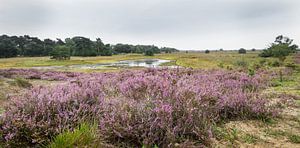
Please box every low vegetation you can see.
[0,68,282,147]
[48,123,97,148]
[0,35,299,147]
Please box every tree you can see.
[43,39,56,56]
[205,50,210,54]
[259,35,298,62]
[100,44,113,56]
[144,49,154,56]
[113,44,133,53]
[238,48,246,54]
[71,36,96,56]
[50,46,70,60]
[0,35,18,58]
[161,47,178,53]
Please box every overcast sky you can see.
[0,0,299,50]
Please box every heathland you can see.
[0,49,299,147]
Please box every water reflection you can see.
[32,59,175,70]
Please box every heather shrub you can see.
[0,83,104,146]
[0,68,280,147]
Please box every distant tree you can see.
[238,48,246,54]
[23,37,44,56]
[71,36,96,56]
[50,45,70,60]
[161,47,179,53]
[56,38,65,46]
[95,38,105,55]
[144,49,154,56]
[219,48,224,51]
[65,38,75,54]
[259,35,298,62]
[205,49,210,54]
[43,39,56,56]
[100,44,113,56]
[251,48,256,51]
[0,35,18,58]
[114,44,133,53]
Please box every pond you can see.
[32,59,176,70]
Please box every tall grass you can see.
[48,123,97,148]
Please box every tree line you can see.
[0,35,179,58]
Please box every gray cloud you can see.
[0,0,299,50]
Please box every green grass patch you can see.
[241,134,259,144]
[11,78,32,88]
[213,126,239,144]
[264,129,287,138]
[288,134,300,143]
[48,123,97,148]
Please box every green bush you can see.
[144,49,154,56]
[50,46,71,60]
[259,35,298,62]
[238,48,246,54]
[205,50,210,54]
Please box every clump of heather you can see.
[0,69,81,81]
[0,68,279,147]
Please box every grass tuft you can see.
[241,134,259,144]
[288,135,300,143]
[12,77,32,88]
[48,123,97,148]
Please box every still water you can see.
[33,59,174,70]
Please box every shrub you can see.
[238,48,246,54]
[0,69,279,147]
[144,49,154,56]
[259,35,298,61]
[205,50,210,54]
[50,46,71,60]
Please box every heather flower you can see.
[0,68,280,147]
